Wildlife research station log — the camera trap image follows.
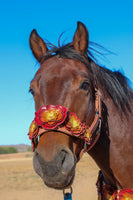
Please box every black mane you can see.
[42,42,133,113]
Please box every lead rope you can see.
[63,187,72,200]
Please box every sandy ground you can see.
[0,152,99,200]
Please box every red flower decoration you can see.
[118,188,133,200]
[35,105,67,129]
[65,112,84,136]
[28,120,38,140]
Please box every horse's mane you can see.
[42,42,133,113]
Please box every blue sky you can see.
[0,0,133,145]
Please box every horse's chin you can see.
[44,170,75,190]
[33,148,77,190]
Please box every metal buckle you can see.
[63,187,73,200]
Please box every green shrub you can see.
[27,146,32,152]
[0,146,18,154]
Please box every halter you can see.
[96,171,133,199]
[28,89,102,153]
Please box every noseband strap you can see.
[28,89,102,152]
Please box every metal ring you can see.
[63,186,73,196]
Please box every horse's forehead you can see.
[35,57,89,80]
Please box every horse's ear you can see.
[29,29,48,63]
[73,22,89,55]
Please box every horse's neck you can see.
[104,97,133,188]
[105,97,133,133]
[88,97,133,189]
[88,110,117,187]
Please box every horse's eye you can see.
[29,88,35,96]
[80,81,89,91]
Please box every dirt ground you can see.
[0,152,99,200]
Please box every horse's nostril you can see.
[61,150,67,165]
[61,155,66,165]
[61,149,75,173]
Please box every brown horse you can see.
[28,22,133,198]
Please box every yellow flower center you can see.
[85,129,91,140]
[30,121,37,133]
[44,110,57,121]
[124,197,133,200]
[69,116,81,130]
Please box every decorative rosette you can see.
[102,185,117,200]
[83,125,91,144]
[118,188,133,200]
[28,120,38,139]
[28,105,93,146]
[35,105,67,129]
[65,112,84,136]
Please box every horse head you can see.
[28,22,99,189]
[28,22,133,194]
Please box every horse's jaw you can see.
[33,148,76,189]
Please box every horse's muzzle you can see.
[33,147,76,189]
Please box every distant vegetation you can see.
[0,146,18,154]
[0,144,31,154]
[27,146,32,152]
